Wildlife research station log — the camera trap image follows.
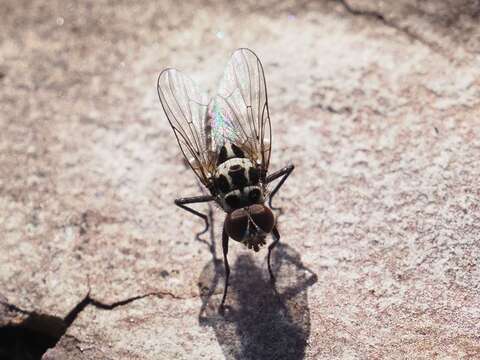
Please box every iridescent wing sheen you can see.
[212,48,272,177]
[157,68,216,188]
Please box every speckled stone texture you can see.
[1,0,479,359]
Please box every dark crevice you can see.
[0,325,59,360]
[0,304,67,360]
[88,292,171,310]
[0,291,175,360]
[63,294,90,328]
[335,0,451,60]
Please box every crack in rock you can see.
[0,290,180,359]
[64,290,182,325]
[0,301,68,360]
[85,291,181,311]
[335,0,451,60]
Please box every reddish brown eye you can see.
[225,209,248,241]
[249,204,275,233]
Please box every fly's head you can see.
[225,204,275,252]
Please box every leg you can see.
[174,195,215,240]
[265,164,294,211]
[268,226,280,282]
[219,227,230,312]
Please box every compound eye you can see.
[249,188,261,203]
[225,194,240,209]
[249,204,275,233]
[226,209,248,241]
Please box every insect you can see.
[157,48,294,310]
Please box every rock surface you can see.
[1,0,479,359]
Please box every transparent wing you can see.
[157,68,216,188]
[211,48,272,176]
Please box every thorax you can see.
[213,144,264,212]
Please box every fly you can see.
[157,48,294,311]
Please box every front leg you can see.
[267,226,280,282]
[219,227,230,313]
[265,164,294,211]
[174,195,215,240]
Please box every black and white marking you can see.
[214,144,263,212]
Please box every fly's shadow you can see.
[197,206,317,360]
